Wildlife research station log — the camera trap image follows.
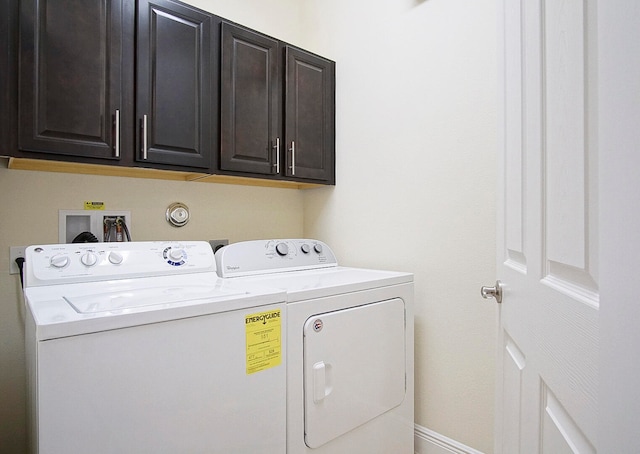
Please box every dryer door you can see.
[303,298,406,448]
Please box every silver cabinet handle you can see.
[481,280,503,304]
[273,138,280,173]
[114,110,120,157]
[289,141,296,176]
[142,115,148,160]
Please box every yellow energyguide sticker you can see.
[245,309,282,375]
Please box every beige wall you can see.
[187,0,304,45]
[0,0,498,452]
[301,0,498,451]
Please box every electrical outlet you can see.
[209,239,229,254]
[10,246,27,275]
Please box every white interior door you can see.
[494,0,599,452]
[598,2,640,452]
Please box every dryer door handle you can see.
[313,361,332,403]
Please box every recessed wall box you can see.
[59,210,132,243]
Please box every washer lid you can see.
[64,285,246,314]
[25,272,286,341]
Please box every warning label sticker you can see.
[245,309,282,375]
[84,201,105,210]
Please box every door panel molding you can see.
[541,382,596,454]
[503,0,527,273]
[541,0,598,303]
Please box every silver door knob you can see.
[481,280,503,304]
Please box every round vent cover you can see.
[166,202,190,227]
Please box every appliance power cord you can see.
[15,257,25,288]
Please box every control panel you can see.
[215,239,338,278]
[24,241,216,287]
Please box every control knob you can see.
[108,251,124,265]
[50,254,70,268]
[168,248,186,262]
[276,242,289,256]
[81,251,98,267]
[314,244,323,254]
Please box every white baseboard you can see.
[414,424,486,454]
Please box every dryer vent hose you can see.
[72,232,99,243]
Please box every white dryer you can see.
[216,239,414,453]
[24,241,287,454]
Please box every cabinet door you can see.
[0,0,17,153]
[18,0,133,161]
[137,0,216,170]
[284,47,335,184]
[220,23,280,175]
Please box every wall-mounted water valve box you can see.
[59,210,132,243]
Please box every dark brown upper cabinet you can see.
[17,0,216,171]
[18,0,135,164]
[284,46,335,183]
[0,0,18,154]
[136,0,218,170]
[11,0,333,185]
[220,22,335,184]
[220,22,280,176]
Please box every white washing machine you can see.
[24,241,287,454]
[215,239,414,453]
